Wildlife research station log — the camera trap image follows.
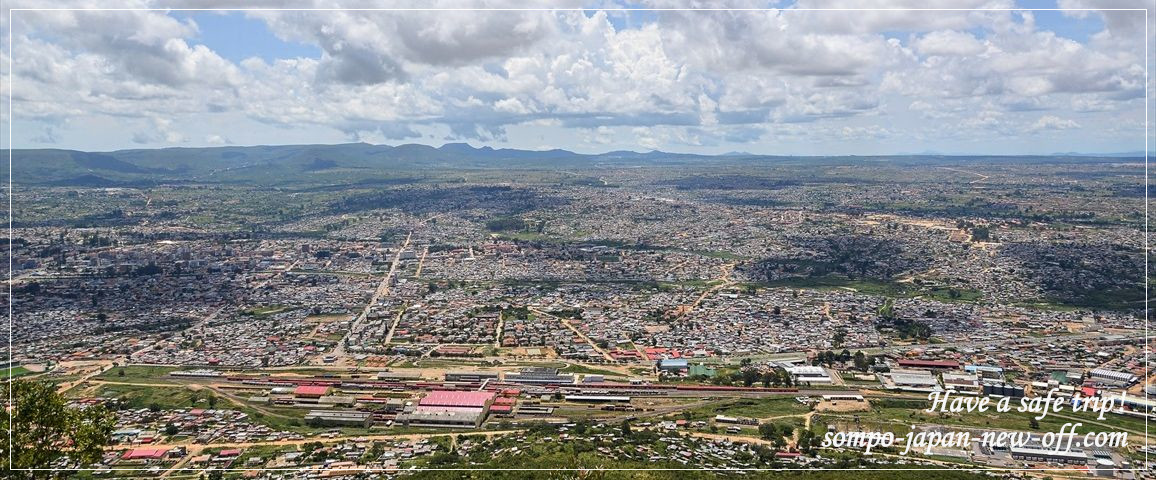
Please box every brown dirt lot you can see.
[814,398,871,413]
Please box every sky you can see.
[1,0,1153,155]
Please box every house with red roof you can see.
[121,448,169,461]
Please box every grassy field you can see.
[94,365,183,383]
[86,383,204,410]
[753,275,984,304]
[243,305,294,317]
[682,397,811,421]
[2,366,33,378]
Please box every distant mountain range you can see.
[4,142,1148,187]
[1050,151,1153,158]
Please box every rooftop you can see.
[419,390,495,408]
[295,385,332,396]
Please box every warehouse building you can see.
[564,395,630,403]
[294,385,332,401]
[395,409,485,428]
[394,390,495,428]
[942,372,981,393]
[303,410,372,427]
[656,358,689,374]
[502,367,575,385]
[419,390,495,409]
[445,371,500,382]
[1089,368,1137,387]
[897,359,959,371]
[964,365,1005,381]
[1009,444,1088,464]
[318,395,355,407]
[888,369,939,391]
[786,365,832,384]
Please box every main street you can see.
[329,231,411,363]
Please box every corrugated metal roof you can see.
[294,385,331,396]
[419,390,495,408]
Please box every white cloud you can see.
[581,126,615,145]
[1,0,1149,153]
[1030,115,1080,132]
[913,30,988,57]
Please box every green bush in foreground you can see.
[1,379,116,478]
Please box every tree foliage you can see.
[1,379,116,476]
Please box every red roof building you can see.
[419,390,495,409]
[294,385,332,397]
[122,448,168,460]
[489,404,513,413]
[897,359,960,369]
[218,449,242,457]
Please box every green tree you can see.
[853,351,868,372]
[797,428,817,454]
[758,422,777,440]
[741,369,760,387]
[1,379,116,476]
[775,367,792,387]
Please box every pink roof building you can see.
[418,390,495,408]
[294,385,332,397]
[122,448,168,460]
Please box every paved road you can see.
[684,263,736,313]
[333,232,411,361]
[530,307,614,362]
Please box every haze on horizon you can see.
[2,0,1153,156]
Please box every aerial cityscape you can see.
[2,2,1154,480]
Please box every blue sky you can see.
[3,1,1152,155]
[175,12,322,63]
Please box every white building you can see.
[787,365,833,384]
